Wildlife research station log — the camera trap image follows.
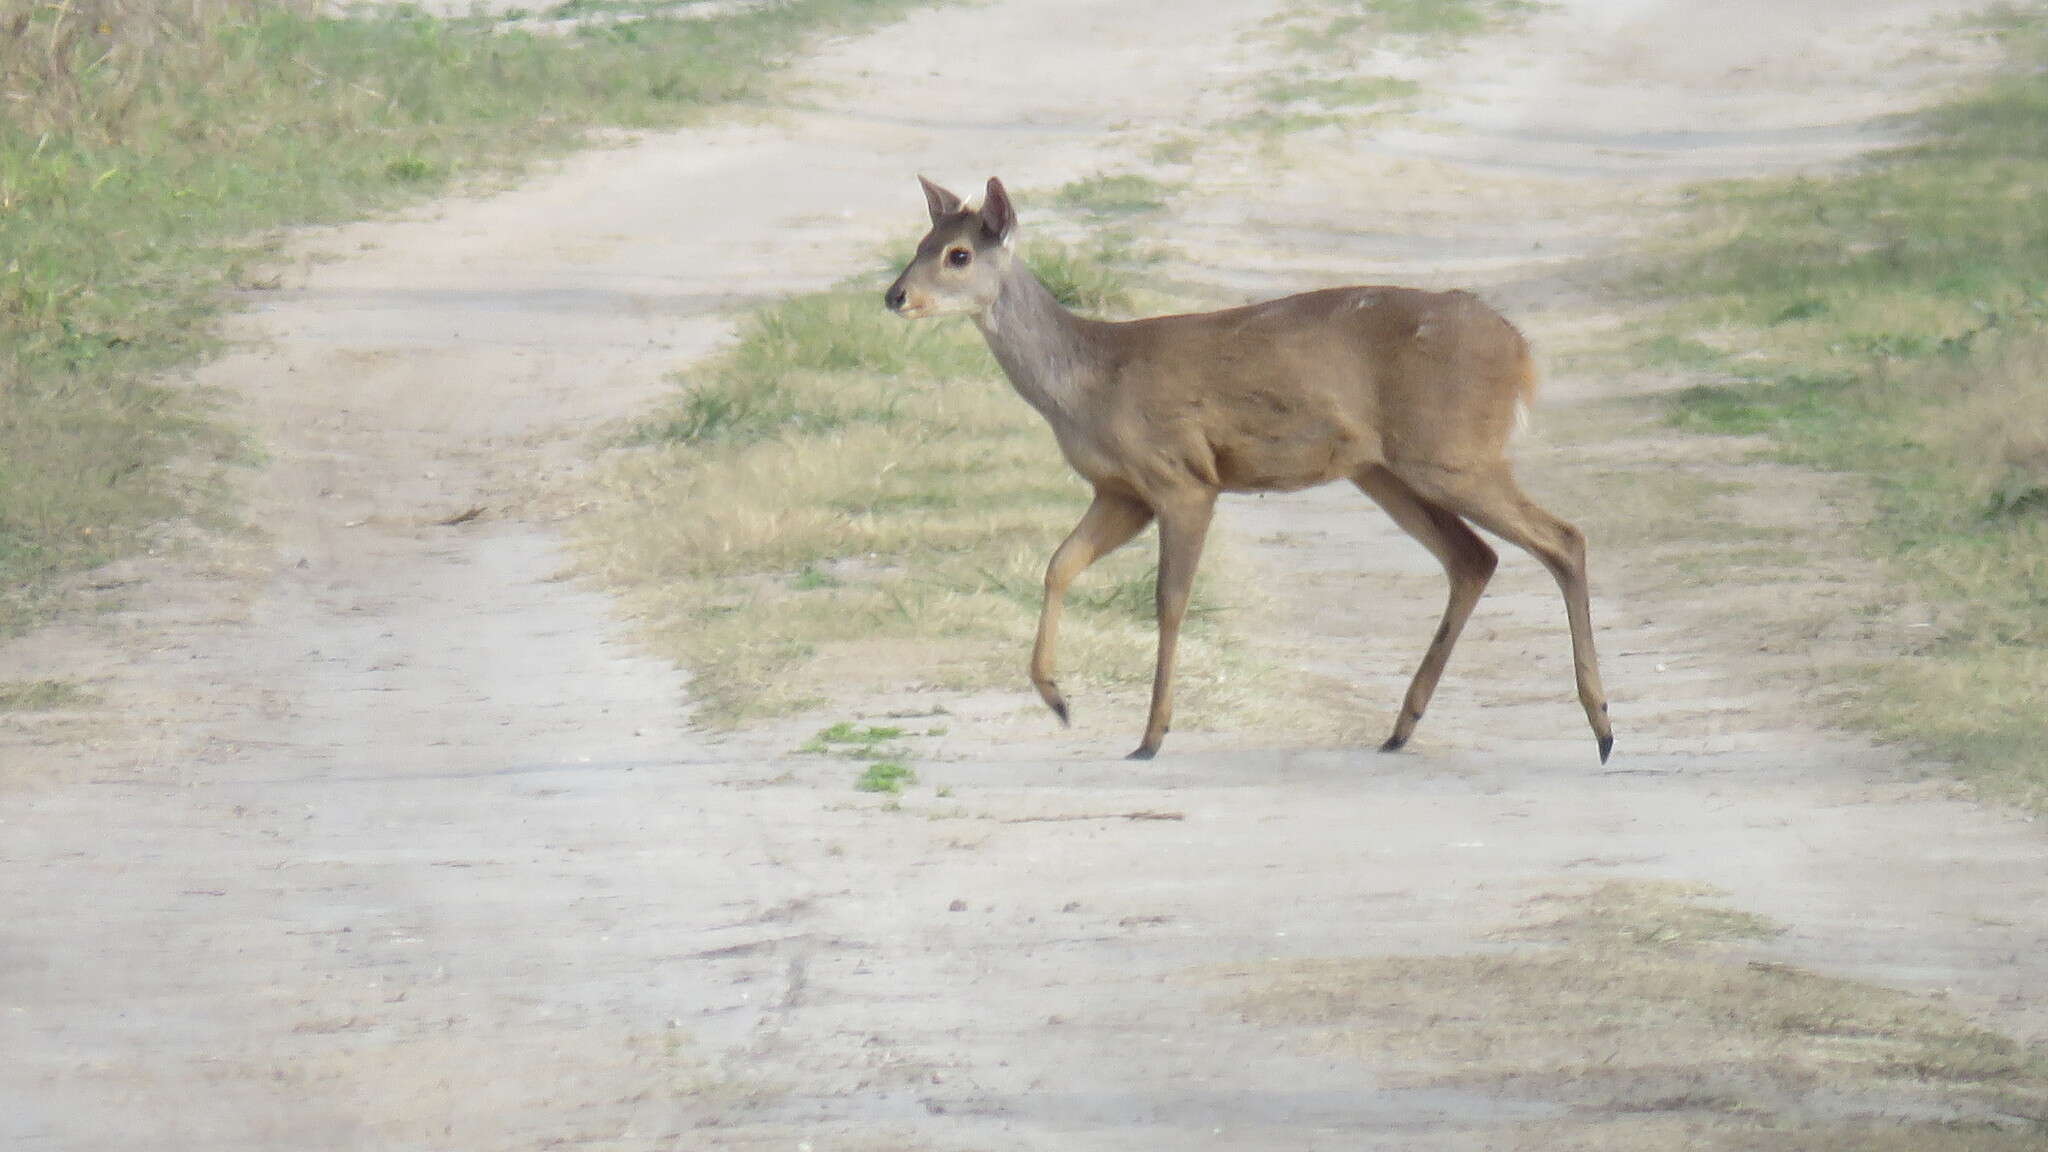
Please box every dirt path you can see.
[3,1,2044,1149]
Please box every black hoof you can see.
[1379,732,1408,754]
[1126,746,1158,761]
[1049,698,1071,727]
[1598,733,1614,764]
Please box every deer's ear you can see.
[980,177,1017,247]
[918,175,963,224]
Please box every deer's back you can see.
[1093,286,1530,494]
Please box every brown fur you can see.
[885,176,1611,762]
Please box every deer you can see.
[884,176,1613,764]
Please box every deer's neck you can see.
[974,259,1099,422]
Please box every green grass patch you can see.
[800,721,905,755]
[853,759,915,793]
[630,232,1141,454]
[1280,0,1542,56]
[0,679,99,712]
[0,0,927,635]
[791,563,840,590]
[1148,135,1199,166]
[1636,332,1728,371]
[1638,5,2048,807]
[633,292,988,447]
[546,0,712,18]
[1054,172,1174,216]
[1016,237,1141,315]
[1668,372,1861,439]
[1348,0,1540,39]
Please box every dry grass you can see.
[1913,331,2048,519]
[0,0,285,138]
[1845,331,2048,790]
[1501,1117,2048,1152]
[1502,879,1783,951]
[1196,880,2048,1146]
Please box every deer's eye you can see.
[946,248,972,268]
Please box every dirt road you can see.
[4,1,2044,1148]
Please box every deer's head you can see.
[884,176,1018,320]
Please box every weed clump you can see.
[800,721,905,756]
[853,759,914,794]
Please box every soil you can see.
[3,1,2043,1148]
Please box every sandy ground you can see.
[3,0,2045,1148]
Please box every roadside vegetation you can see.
[573,228,1280,729]
[1637,5,2048,806]
[0,0,926,634]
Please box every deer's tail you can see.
[1512,343,1539,436]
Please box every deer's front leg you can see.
[1131,489,1218,760]
[1032,489,1153,725]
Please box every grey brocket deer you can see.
[884,176,1613,763]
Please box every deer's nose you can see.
[884,283,907,312]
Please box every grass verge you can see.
[574,233,1278,729]
[0,0,928,635]
[1199,880,2048,1147]
[1635,5,2048,806]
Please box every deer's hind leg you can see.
[1395,461,1614,763]
[1032,488,1154,726]
[1353,465,1498,754]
